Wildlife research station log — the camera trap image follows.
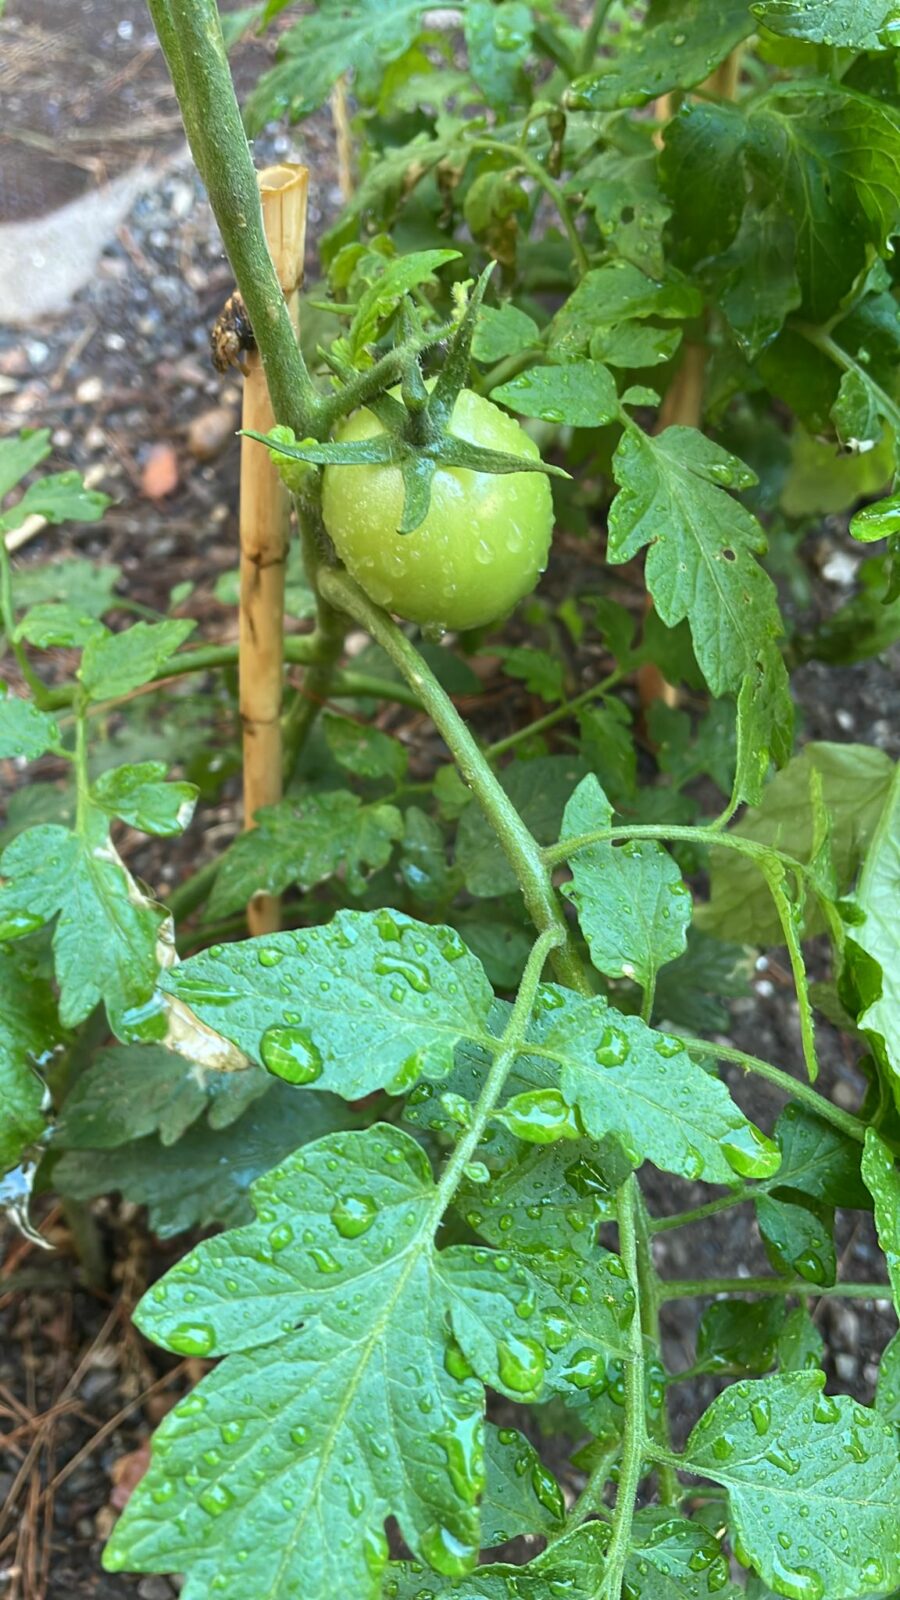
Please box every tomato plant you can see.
[2,2,900,1599]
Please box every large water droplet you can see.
[751,1397,772,1436]
[769,1555,824,1600]
[198,1483,234,1518]
[168,1322,216,1358]
[419,1522,478,1578]
[374,954,432,993]
[497,1336,546,1396]
[260,1025,323,1085]
[331,1193,378,1239]
[721,1122,781,1179]
[499,1088,580,1144]
[594,1025,629,1068]
[434,1413,484,1505]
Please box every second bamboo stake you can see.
[239,162,308,935]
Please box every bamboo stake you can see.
[239,162,308,935]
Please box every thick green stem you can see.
[594,1174,646,1600]
[147,0,321,435]
[469,138,589,277]
[688,1039,865,1143]
[318,567,592,995]
[661,1277,891,1301]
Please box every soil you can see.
[1,4,898,1597]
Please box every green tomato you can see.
[321,387,554,631]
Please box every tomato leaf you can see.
[861,1130,900,1312]
[104,1124,566,1596]
[206,791,403,918]
[560,774,691,995]
[684,1371,900,1599]
[243,0,429,132]
[0,947,61,1173]
[493,360,619,429]
[752,0,900,49]
[843,764,900,1084]
[700,743,895,944]
[164,910,494,1099]
[54,1043,270,1149]
[566,0,753,111]
[79,619,195,701]
[92,762,198,837]
[53,1082,352,1238]
[608,424,786,706]
[524,987,776,1186]
[0,815,166,1034]
[0,691,61,762]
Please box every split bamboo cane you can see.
[239,163,308,935]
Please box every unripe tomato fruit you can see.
[321,388,554,631]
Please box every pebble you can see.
[187,405,238,461]
[25,339,50,367]
[141,442,180,500]
[831,1304,860,1347]
[835,1352,857,1382]
[138,1578,174,1599]
[76,374,104,404]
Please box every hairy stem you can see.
[793,322,900,436]
[688,1039,866,1143]
[468,138,589,277]
[545,822,807,878]
[147,0,321,435]
[594,1175,646,1599]
[651,1185,757,1235]
[0,535,50,705]
[282,495,347,781]
[44,646,423,715]
[485,670,624,760]
[579,0,615,71]
[633,1191,678,1505]
[661,1277,891,1301]
[318,567,592,995]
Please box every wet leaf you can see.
[685,1371,900,1600]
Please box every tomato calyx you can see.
[245,265,567,535]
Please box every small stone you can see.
[141,442,179,500]
[833,1079,858,1110]
[186,406,238,462]
[821,550,858,587]
[835,1352,857,1382]
[138,1578,173,1599]
[76,375,104,404]
[104,332,127,353]
[25,339,50,367]
[835,708,855,732]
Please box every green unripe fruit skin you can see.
[321,388,554,631]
